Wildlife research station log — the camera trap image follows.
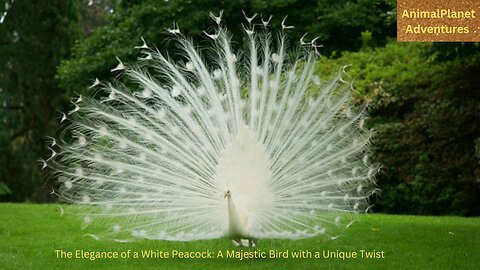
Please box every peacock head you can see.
[224,189,231,199]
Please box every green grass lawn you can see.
[0,203,478,270]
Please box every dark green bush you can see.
[316,41,480,216]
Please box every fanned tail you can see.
[48,21,376,242]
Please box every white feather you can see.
[51,22,376,243]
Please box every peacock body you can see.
[48,14,377,245]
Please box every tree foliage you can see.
[0,0,82,201]
[57,0,395,94]
[316,42,480,216]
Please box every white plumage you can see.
[49,16,376,246]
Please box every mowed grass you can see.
[0,203,479,270]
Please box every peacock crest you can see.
[45,12,378,246]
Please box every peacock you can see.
[46,13,377,247]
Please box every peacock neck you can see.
[226,193,247,238]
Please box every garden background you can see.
[0,0,479,269]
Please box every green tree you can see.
[0,0,82,201]
[57,0,395,94]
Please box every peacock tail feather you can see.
[46,14,378,243]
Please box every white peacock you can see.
[47,13,377,247]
